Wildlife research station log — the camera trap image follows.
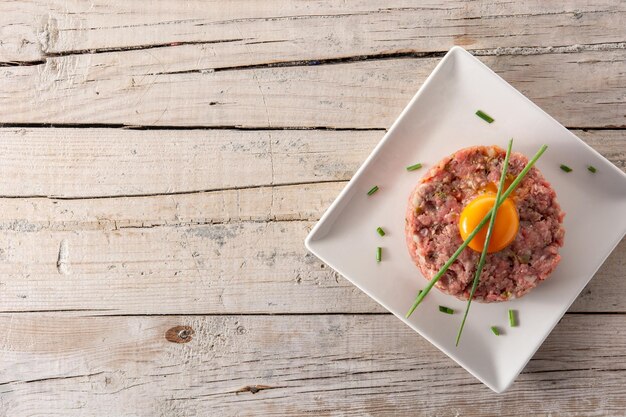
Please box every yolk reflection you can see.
[458,193,519,253]
[483,176,516,197]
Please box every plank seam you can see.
[0,123,387,131]
[2,41,624,69]
[158,42,626,75]
[0,312,620,316]
[0,123,623,131]
[0,179,347,200]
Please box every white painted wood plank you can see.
[0,51,624,128]
[0,314,624,416]
[0,128,621,198]
[0,218,622,315]
[0,221,366,314]
[1,1,624,62]
[0,128,621,314]
[0,183,345,230]
[0,128,380,198]
[0,3,623,415]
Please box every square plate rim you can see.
[305,45,626,393]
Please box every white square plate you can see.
[305,46,626,393]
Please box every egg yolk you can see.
[483,176,516,197]
[458,194,519,253]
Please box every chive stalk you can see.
[439,306,454,314]
[509,309,517,327]
[376,227,386,237]
[491,326,500,336]
[560,164,572,173]
[376,247,382,263]
[367,185,379,196]
[456,139,513,346]
[476,110,494,123]
[406,163,423,172]
[587,165,597,173]
[405,143,548,319]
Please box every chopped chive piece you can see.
[376,247,382,263]
[367,185,379,196]
[456,138,513,346]
[560,164,572,173]
[406,163,423,172]
[587,165,597,173]
[438,306,454,314]
[509,309,517,327]
[475,110,494,123]
[491,326,500,336]
[406,143,548,319]
[376,227,386,237]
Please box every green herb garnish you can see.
[406,163,423,172]
[587,165,597,173]
[439,306,454,315]
[367,185,379,196]
[376,247,382,263]
[456,138,513,346]
[376,227,385,237]
[560,164,572,173]
[476,110,494,123]
[405,143,548,319]
[491,326,500,336]
[509,309,517,327]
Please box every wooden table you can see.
[0,2,624,416]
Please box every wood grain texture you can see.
[0,128,621,314]
[0,217,622,315]
[0,128,622,198]
[1,2,625,415]
[1,1,624,63]
[0,314,624,417]
[0,50,625,128]
[0,128,379,198]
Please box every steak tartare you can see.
[405,145,565,302]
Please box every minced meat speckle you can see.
[405,145,565,302]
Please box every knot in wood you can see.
[165,325,195,343]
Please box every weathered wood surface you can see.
[0,128,622,315]
[1,1,624,63]
[0,129,622,198]
[0,217,622,315]
[0,314,624,417]
[1,50,625,128]
[0,128,377,198]
[1,1,625,415]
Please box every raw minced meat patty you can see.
[405,145,565,302]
